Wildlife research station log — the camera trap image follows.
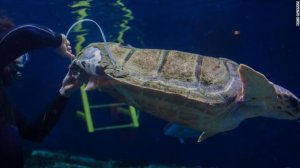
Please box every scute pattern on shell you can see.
[103,43,242,105]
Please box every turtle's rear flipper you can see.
[238,64,277,108]
[197,131,218,142]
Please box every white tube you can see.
[66,19,116,65]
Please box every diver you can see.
[0,16,87,167]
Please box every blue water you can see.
[1,0,300,167]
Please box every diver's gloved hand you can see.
[55,34,75,59]
[59,68,88,97]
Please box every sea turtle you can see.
[71,42,300,142]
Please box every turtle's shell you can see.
[84,43,242,131]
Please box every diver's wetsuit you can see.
[0,25,69,167]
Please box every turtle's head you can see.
[269,84,300,120]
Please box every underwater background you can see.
[1,0,300,167]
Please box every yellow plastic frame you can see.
[70,0,139,133]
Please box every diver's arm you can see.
[15,92,69,142]
[0,24,62,68]
[15,68,87,142]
